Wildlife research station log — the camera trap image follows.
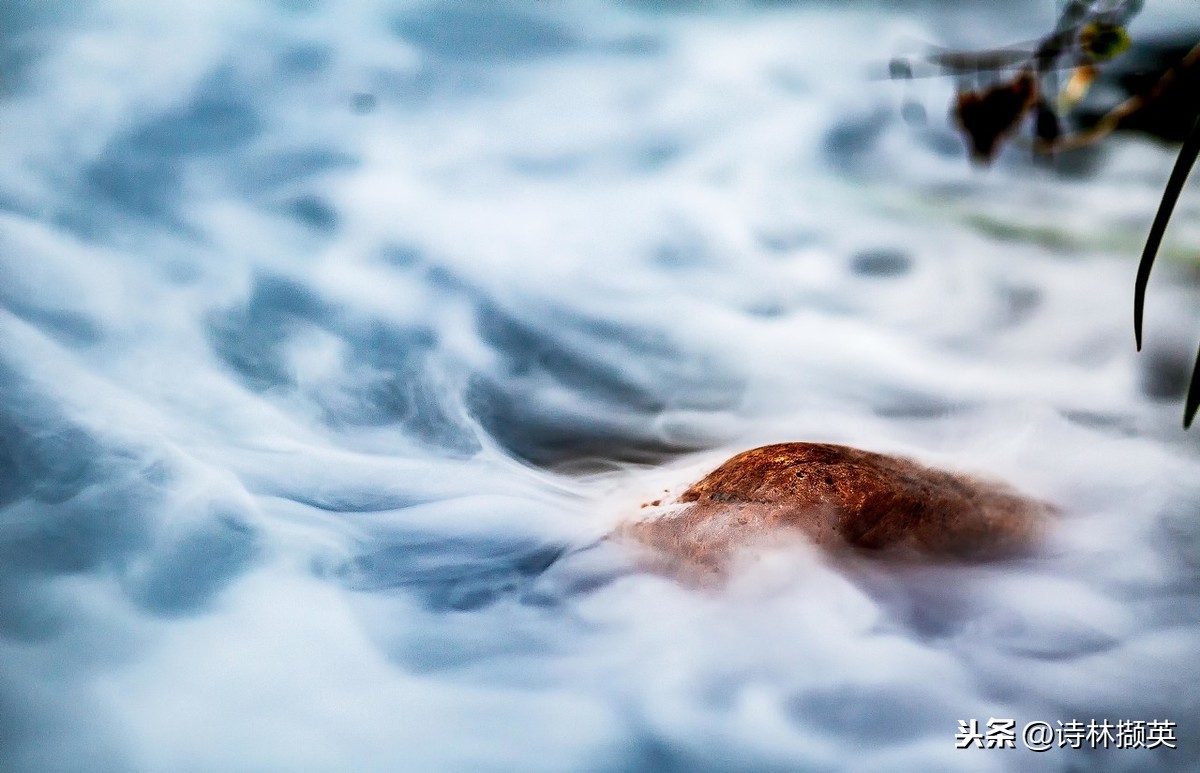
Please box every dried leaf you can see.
[953,70,1038,163]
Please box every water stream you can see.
[1,1,1198,770]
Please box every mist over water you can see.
[2,0,1199,770]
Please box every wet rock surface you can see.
[620,443,1051,577]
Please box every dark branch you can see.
[1135,112,1200,351]
[1186,341,1200,429]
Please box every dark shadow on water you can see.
[1139,343,1194,402]
[206,271,480,454]
[0,369,261,634]
[0,665,132,773]
[122,511,260,617]
[237,147,355,192]
[0,0,88,97]
[391,5,576,63]
[787,684,956,745]
[342,530,569,612]
[286,194,339,231]
[0,299,103,349]
[607,733,812,773]
[872,394,967,421]
[275,42,333,76]
[848,248,911,278]
[208,264,738,464]
[823,108,892,174]
[467,295,737,466]
[0,391,106,508]
[207,273,334,392]
[78,68,260,231]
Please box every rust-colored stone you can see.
[619,443,1050,577]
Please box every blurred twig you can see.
[1035,41,1200,153]
[1135,110,1200,427]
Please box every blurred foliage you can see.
[892,0,1200,427]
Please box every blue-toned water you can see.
[2,1,1199,771]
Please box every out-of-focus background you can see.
[1,1,1199,770]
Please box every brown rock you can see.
[619,443,1050,577]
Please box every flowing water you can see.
[2,1,1199,771]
